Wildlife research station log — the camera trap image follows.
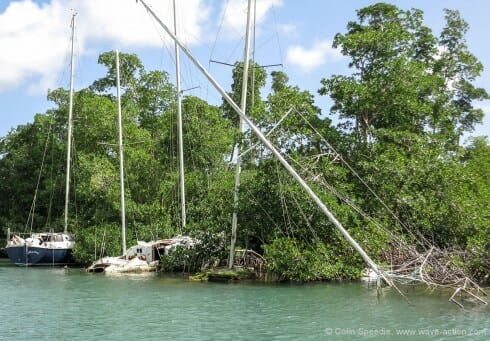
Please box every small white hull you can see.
[86,236,197,273]
[105,258,158,273]
[86,256,157,273]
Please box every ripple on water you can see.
[0,260,488,340]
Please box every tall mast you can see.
[137,0,386,281]
[64,12,76,234]
[229,0,253,269]
[116,50,127,256]
[174,0,186,229]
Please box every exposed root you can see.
[379,240,487,308]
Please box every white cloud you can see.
[77,0,210,48]
[277,23,297,36]
[219,0,283,39]
[0,0,68,92]
[285,39,342,73]
[0,0,211,93]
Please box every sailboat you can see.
[86,50,162,273]
[87,1,194,274]
[5,14,77,266]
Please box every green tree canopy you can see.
[319,3,488,147]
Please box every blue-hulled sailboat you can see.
[5,13,77,266]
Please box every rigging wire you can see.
[261,155,321,251]
[205,0,230,101]
[242,185,282,233]
[251,0,257,108]
[270,0,285,67]
[55,15,75,94]
[275,158,292,234]
[207,0,231,102]
[237,101,424,251]
[208,0,230,64]
[141,2,179,204]
[280,127,410,249]
[71,131,79,230]
[291,107,427,248]
[25,121,53,233]
[46,119,55,227]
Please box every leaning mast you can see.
[136,0,387,281]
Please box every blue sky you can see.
[1,0,489,141]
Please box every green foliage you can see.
[159,231,227,272]
[319,4,488,146]
[459,137,490,280]
[184,169,234,233]
[90,51,144,92]
[263,237,364,282]
[352,132,470,247]
[0,112,66,233]
[221,60,267,128]
[315,3,488,281]
[0,4,488,285]
[72,223,123,265]
[133,70,175,132]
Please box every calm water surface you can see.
[0,259,488,340]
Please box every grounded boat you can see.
[86,236,197,273]
[87,242,163,273]
[86,256,158,274]
[5,14,77,266]
[85,50,154,274]
[85,50,197,274]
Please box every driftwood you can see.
[234,249,265,275]
[223,107,487,308]
[296,151,487,308]
[378,239,487,308]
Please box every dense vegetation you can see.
[1,4,488,282]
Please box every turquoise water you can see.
[0,259,488,340]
